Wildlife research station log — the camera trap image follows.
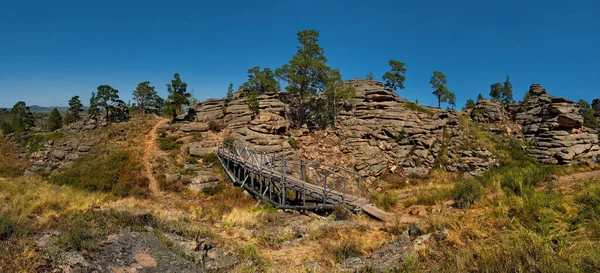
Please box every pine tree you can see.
[477,93,485,102]
[242,66,279,116]
[430,71,453,108]
[577,99,599,129]
[489,82,503,102]
[226,83,234,103]
[165,73,191,118]
[366,72,375,80]
[96,85,119,121]
[501,75,514,104]
[381,60,407,93]
[133,81,163,114]
[276,30,331,128]
[47,108,62,131]
[321,69,356,126]
[465,99,476,109]
[7,101,35,140]
[64,95,83,124]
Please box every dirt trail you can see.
[555,169,600,188]
[143,118,169,196]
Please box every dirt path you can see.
[555,169,600,188]
[143,118,169,196]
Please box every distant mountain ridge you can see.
[1,105,89,113]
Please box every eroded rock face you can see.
[511,84,600,164]
[470,100,508,123]
[336,80,496,177]
[188,80,497,178]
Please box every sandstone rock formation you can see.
[187,79,497,179]
[470,100,509,123]
[511,84,600,164]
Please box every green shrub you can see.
[50,150,150,198]
[370,191,398,211]
[24,132,65,153]
[331,204,353,221]
[453,179,483,208]
[0,217,14,240]
[394,129,406,143]
[203,152,220,165]
[158,136,180,151]
[208,120,222,132]
[185,156,198,164]
[223,135,235,146]
[405,102,434,117]
[323,241,363,263]
[287,138,299,149]
[157,174,186,193]
[202,184,223,196]
[574,186,600,239]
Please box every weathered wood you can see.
[217,143,392,221]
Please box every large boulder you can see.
[511,84,600,164]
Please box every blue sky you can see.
[1,0,599,108]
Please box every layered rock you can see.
[470,100,509,123]
[184,80,497,179]
[511,84,600,164]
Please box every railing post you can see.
[358,176,362,198]
[281,154,286,207]
[323,174,327,205]
[300,159,306,207]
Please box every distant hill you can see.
[1,105,90,113]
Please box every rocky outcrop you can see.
[511,84,600,164]
[186,80,497,178]
[470,100,509,123]
[336,80,496,177]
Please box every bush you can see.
[50,150,150,198]
[23,132,65,153]
[208,120,222,132]
[453,179,483,208]
[156,174,187,193]
[0,217,14,240]
[288,138,299,149]
[202,184,223,196]
[323,241,363,263]
[370,191,398,211]
[203,152,220,165]
[331,204,353,221]
[185,156,198,164]
[158,136,181,151]
[405,102,434,116]
[223,135,235,146]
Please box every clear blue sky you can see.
[1,0,599,108]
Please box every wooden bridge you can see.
[216,143,393,221]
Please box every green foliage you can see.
[323,240,363,263]
[287,138,299,149]
[208,120,222,132]
[185,156,198,164]
[133,81,164,114]
[50,150,150,198]
[489,82,503,102]
[370,191,398,211]
[577,99,599,129]
[502,75,514,104]
[430,71,455,108]
[96,85,120,121]
[477,93,485,102]
[157,136,181,151]
[2,101,35,140]
[381,59,407,92]
[64,95,83,124]
[202,152,220,165]
[276,29,331,128]
[242,66,279,115]
[573,185,600,239]
[453,179,483,208]
[165,73,191,118]
[394,129,406,143]
[464,98,476,110]
[24,132,65,153]
[404,102,434,116]
[246,89,260,115]
[319,68,356,127]
[366,72,375,80]
[489,76,514,104]
[522,91,531,102]
[0,217,14,240]
[88,92,101,118]
[47,108,62,131]
[226,83,234,103]
[223,135,235,146]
